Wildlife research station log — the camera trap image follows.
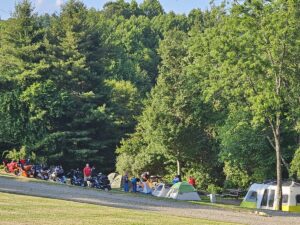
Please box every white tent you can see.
[166,182,200,201]
[108,172,123,189]
[241,181,300,212]
[152,183,172,198]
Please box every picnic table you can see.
[221,189,245,199]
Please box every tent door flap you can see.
[261,189,275,209]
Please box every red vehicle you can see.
[21,165,33,177]
[4,161,21,176]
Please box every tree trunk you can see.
[274,115,282,211]
[177,159,181,176]
[266,136,289,173]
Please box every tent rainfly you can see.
[240,181,300,212]
[166,181,200,201]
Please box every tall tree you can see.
[0,0,47,155]
[140,0,164,19]
[188,0,300,210]
[118,30,218,179]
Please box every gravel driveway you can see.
[0,176,299,225]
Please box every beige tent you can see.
[108,172,123,189]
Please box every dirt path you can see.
[0,176,299,225]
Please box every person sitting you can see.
[172,175,180,184]
[140,181,152,194]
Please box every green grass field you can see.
[0,192,241,225]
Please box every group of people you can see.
[122,172,197,193]
[122,172,152,194]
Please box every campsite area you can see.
[0,175,299,225]
[0,0,300,224]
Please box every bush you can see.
[207,184,223,194]
[2,146,36,162]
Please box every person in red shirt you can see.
[188,176,196,187]
[83,163,91,182]
[19,159,26,165]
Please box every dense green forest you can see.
[0,0,299,208]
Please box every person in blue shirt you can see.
[172,175,180,184]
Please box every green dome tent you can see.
[166,182,200,201]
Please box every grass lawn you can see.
[0,192,241,225]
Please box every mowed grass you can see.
[0,192,241,225]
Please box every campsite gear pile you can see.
[241,181,300,212]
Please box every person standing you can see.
[83,163,92,182]
[131,176,137,193]
[188,176,196,187]
[123,172,129,192]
